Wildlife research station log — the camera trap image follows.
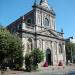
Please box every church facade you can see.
[7,0,66,66]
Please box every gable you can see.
[37,29,63,39]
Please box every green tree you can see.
[25,53,32,71]
[65,41,75,63]
[0,26,23,69]
[25,48,44,71]
[31,48,44,67]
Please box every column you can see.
[51,41,55,65]
[56,42,59,65]
[63,43,66,65]
[43,40,46,62]
[22,37,28,69]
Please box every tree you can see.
[25,53,32,71]
[0,26,23,69]
[65,41,75,63]
[31,48,44,69]
[25,48,44,71]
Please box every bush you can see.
[25,53,33,72]
[31,48,44,70]
[14,56,23,70]
[25,48,44,71]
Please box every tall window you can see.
[27,18,32,24]
[27,38,32,53]
[59,43,63,54]
[44,18,49,27]
[26,18,34,28]
[17,24,22,30]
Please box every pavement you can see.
[0,65,75,75]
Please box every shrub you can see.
[25,53,33,71]
[25,48,44,71]
[14,56,23,70]
[31,48,44,70]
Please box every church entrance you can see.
[46,48,51,65]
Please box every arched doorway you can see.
[46,48,51,65]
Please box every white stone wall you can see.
[22,33,66,66]
[35,8,55,32]
[22,37,28,69]
[22,21,34,32]
[21,3,66,67]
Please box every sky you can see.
[0,0,75,38]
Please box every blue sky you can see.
[0,0,75,38]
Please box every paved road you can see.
[0,65,75,75]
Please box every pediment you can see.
[37,30,56,37]
[37,29,63,39]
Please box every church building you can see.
[7,0,66,66]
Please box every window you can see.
[59,44,63,54]
[27,38,32,53]
[26,18,34,28]
[44,18,49,27]
[39,39,42,49]
[17,24,22,30]
[27,18,32,24]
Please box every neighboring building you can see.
[70,38,75,43]
[7,0,66,67]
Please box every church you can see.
[7,0,66,66]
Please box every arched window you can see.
[27,18,32,24]
[38,39,42,49]
[44,18,49,27]
[17,24,22,29]
[59,44,63,53]
[27,38,32,53]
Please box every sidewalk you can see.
[0,65,75,75]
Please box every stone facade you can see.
[7,0,66,67]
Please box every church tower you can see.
[33,0,56,31]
